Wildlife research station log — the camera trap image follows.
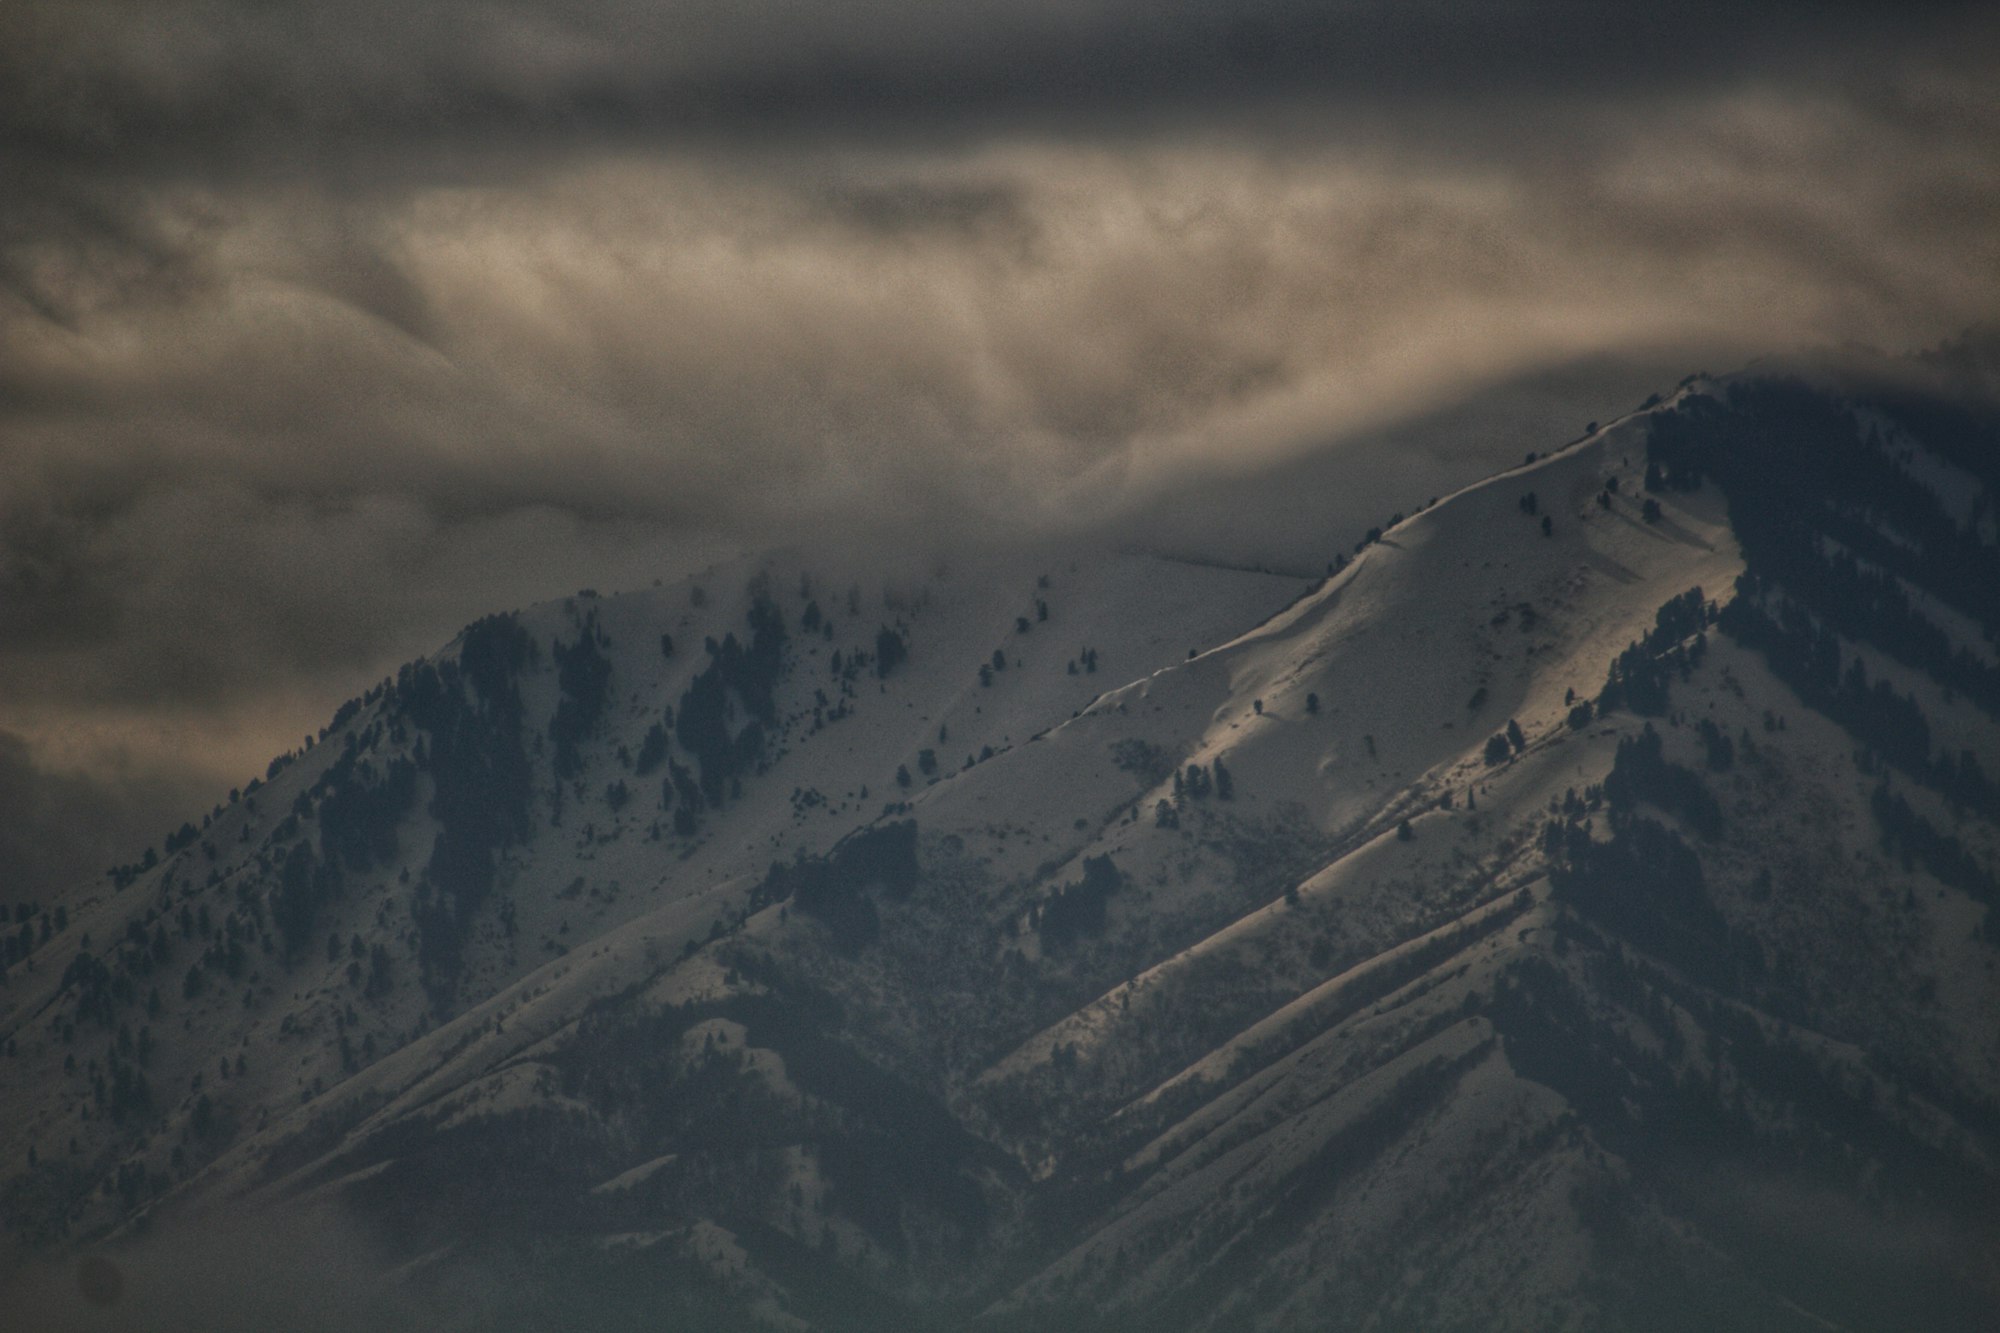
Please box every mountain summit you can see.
[5,345,2000,1330]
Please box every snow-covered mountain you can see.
[5,341,2000,1330]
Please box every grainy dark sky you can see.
[3,1,1998,893]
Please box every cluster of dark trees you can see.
[675,594,789,812]
[1546,706,1751,987]
[1720,592,1993,815]
[555,970,994,1261]
[63,573,879,1030]
[316,752,418,879]
[1484,942,1990,1296]
[0,901,64,974]
[1639,380,2000,949]
[59,948,120,1029]
[1735,551,2000,720]
[1351,497,1426,554]
[1172,757,1233,801]
[180,893,250,999]
[393,613,538,994]
[875,625,908,677]
[1870,783,2000,928]
[1490,887,2000,1333]
[753,820,920,952]
[659,759,702,836]
[1034,854,1122,950]
[1694,717,1736,771]
[1601,724,1724,839]
[1649,380,2000,659]
[93,1047,153,1126]
[634,718,671,776]
[550,619,613,780]
[1549,814,1731,988]
[827,640,885,685]
[273,840,344,960]
[52,913,182,1037]
[262,728,417,963]
[1559,372,2000,976]
[1484,718,1527,765]
[1598,587,1712,717]
[107,848,160,892]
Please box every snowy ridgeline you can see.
[4,353,2000,1332]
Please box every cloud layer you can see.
[2,2,1998,873]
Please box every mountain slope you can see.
[5,346,2000,1331]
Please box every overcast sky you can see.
[3,1,1998,895]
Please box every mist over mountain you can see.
[4,336,2000,1329]
[8,1,2000,1326]
[7,0,2000,831]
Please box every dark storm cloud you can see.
[1,0,1991,160]
[0,1,1997,866]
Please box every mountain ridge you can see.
[5,347,2000,1330]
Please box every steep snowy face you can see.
[0,542,1317,1249]
[5,349,2000,1332]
